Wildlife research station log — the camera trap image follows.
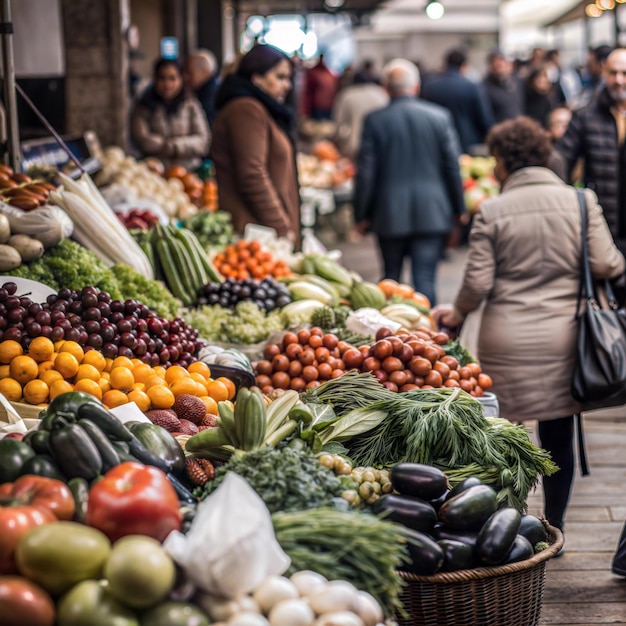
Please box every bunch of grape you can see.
[0,281,203,367]
[199,277,291,312]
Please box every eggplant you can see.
[391,463,448,500]
[518,514,548,545]
[476,507,521,565]
[403,529,445,575]
[438,485,497,531]
[504,534,534,564]
[431,525,479,547]
[373,493,437,533]
[438,539,476,572]
[446,476,482,501]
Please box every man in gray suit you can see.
[354,59,467,305]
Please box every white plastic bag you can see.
[164,472,290,598]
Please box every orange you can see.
[164,365,190,385]
[59,341,84,363]
[97,378,111,395]
[146,384,175,409]
[75,364,101,383]
[0,365,9,379]
[109,367,135,392]
[132,363,153,384]
[112,356,134,371]
[0,378,21,402]
[152,366,167,378]
[199,395,218,415]
[102,389,129,408]
[40,369,64,387]
[131,358,143,367]
[74,378,103,401]
[54,352,79,379]
[216,376,236,400]
[28,337,54,363]
[37,360,55,377]
[53,340,65,352]
[23,379,49,405]
[128,388,151,412]
[9,355,39,385]
[131,382,146,392]
[49,379,74,400]
[188,361,211,379]
[82,350,106,373]
[206,379,230,403]
[104,358,114,373]
[144,374,166,390]
[0,340,23,364]
[190,372,209,388]
[169,377,201,397]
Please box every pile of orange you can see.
[212,239,292,281]
[0,338,236,412]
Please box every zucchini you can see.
[48,423,102,481]
[438,485,497,531]
[129,422,185,474]
[446,476,482,500]
[127,436,172,473]
[76,402,133,442]
[504,534,534,564]
[391,463,448,500]
[77,418,121,472]
[518,514,548,545]
[431,525,479,548]
[403,529,445,575]
[438,539,476,572]
[22,430,51,455]
[68,477,89,524]
[476,507,521,565]
[373,494,437,533]
[19,455,66,481]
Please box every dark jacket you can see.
[354,96,466,238]
[557,88,625,242]
[524,88,553,128]
[195,75,220,128]
[482,74,523,123]
[421,70,493,153]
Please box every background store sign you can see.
[21,133,101,176]
[160,37,179,60]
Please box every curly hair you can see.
[486,116,553,174]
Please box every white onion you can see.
[268,599,314,626]
[290,571,328,598]
[309,581,358,616]
[228,613,270,626]
[195,593,241,622]
[313,612,364,626]
[352,592,383,626]
[253,576,299,614]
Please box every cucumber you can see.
[129,422,185,474]
[127,436,172,473]
[391,463,448,500]
[504,534,534,564]
[431,525,479,548]
[438,485,497,531]
[403,529,445,575]
[373,494,438,533]
[476,507,522,565]
[76,402,134,443]
[438,539,476,572]
[48,423,102,481]
[68,477,89,524]
[20,455,66,482]
[78,418,121,472]
[518,514,548,545]
[446,476,483,500]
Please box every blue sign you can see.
[160,37,179,60]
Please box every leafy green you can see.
[194,446,345,513]
[183,210,234,250]
[444,338,477,366]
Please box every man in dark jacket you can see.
[421,49,493,154]
[354,59,466,305]
[184,49,220,128]
[557,48,626,253]
[482,49,523,123]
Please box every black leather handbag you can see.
[570,190,626,410]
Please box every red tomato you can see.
[0,576,55,626]
[86,462,181,543]
[0,475,75,522]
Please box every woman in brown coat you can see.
[434,116,625,533]
[210,45,300,245]
[131,58,211,171]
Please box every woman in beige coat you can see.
[131,58,211,171]
[434,116,625,533]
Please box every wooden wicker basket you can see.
[397,522,563,626]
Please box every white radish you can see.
[253,576,299,614]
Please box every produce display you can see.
[199,277,292,312]
[213,240,292,281]
[0,166,55,211]
[183,210,234,251]
[116,207,161,231]
[459,154,499,214]
[297,141,355,189]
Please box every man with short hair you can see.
[482,49,523,123]
[354,59,467,305]
[421,48,493,154]
[184,49,219,127]
[557,48,626,252]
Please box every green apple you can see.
[140,602,210,626]
[104,535,175,609]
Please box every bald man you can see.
[557,48,626,253]
[184,49,219,127]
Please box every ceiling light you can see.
[425,1,445,19]
[325,0,345,8]
[596,0,615,9]
[586,3,603,15]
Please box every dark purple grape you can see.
[78,330,88,344]
[70,317,83,329]
[26,322,42,338]
[149,353,160,367]
[0,318,7,330]
[85,320,100,334]
[98,291,111,303]
[40,325,52,338]
[50,311,65,325]
[64,327,81,342]
[22,336,32,351]
[110,312,124,324]
[35,311,51,326]
[96,302,111,318]
[120,332,137,349]
[84,307,101,321]
[0,288,8,302]
[51,302,67,314]
[19,297,32,308]
[3,282,17,295]
[110,300,124,313]
[146,338,156,353]
[23,316,35,327]
[147,318,163,335]
[102,343,119,358]
[117,319,132,334]
[46,294,58,305]
[154,338,164,353]
[69,301,83,315]
[124,299,138,314]
[126,317,137,331]
[27,303,42,316]
[137,304,151,318]
[161,319,170,332]
[50,327,64,342]
[117,345,133,358]
[140,354,152,364]
[87,334,103,349]
[170,321,181,333]
[168,345,180,361]
[82,293,98,308]
[159,348,170,364]
[136,318,148,333]
[57,288,72,300]
[7,307,25,323]
[134,338,147,356]
[100,324,115,342]
[4,327,21,341]
[5,296,20,309]
[0,304,6,317]
[55,319,72,331]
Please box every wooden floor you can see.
[332,229,626,626]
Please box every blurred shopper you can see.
[433,116,625,534]
[333,73,389,161]
[547,106,573,180]
[545,48,582,109]
[131,58,210,171]
[578,44,612,109]
[354,59,380,85]
[338,63,356,91]
[184,49,220,128]
[301,54,338,120]
[482,49,523,123]
[524,66,555,129]
[557,48,626,253]
[421,49,493,154]
[354,59,466,305]
[210,45,300,245]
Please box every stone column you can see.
[60,0,130,149]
